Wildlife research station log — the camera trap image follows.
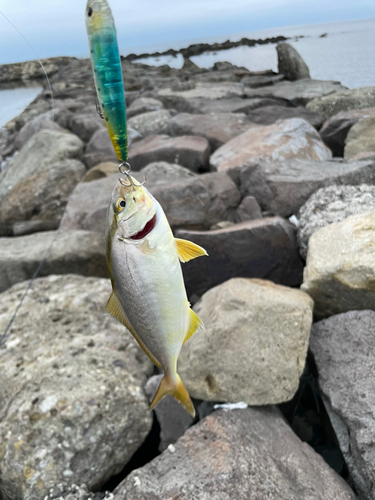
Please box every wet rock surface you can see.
[114,407,356,500]
[0,275,153,500]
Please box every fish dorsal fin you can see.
[106,291,162,368]
[175,238,208,263]
[183,308,204,345]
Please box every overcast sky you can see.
[0,0,374,64]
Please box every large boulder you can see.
[239,157,375,217]
[127,97,164,118]
[210,119,332,181]
[310,310,375,500]
[306,86,375,120]
[68,113,104,143]
[114,407,356,500]
[128,134,210,171]
[179,278,313,404]
[127,109,172,136]
[168,112,253,151]
[247,105,324,129]
[301,210,375,318]
[344,116,375,159]
[176,217,303,297]
[181,96,291,115]
[0,275,153,500]
[244,80,346,106]
[14,112,64,150]
[297,184,375,259]
[0,230,107,293]
[320,107,375,156]
[276,42,311,81]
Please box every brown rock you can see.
[235,196,262,222]
[82,161,119,182]
[176,217,303,297]
[128,134,210,171]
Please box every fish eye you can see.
[115,198,126,211]
[87,7,93,16]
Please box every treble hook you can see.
[118,161,146,188]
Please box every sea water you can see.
[0,82,42,128]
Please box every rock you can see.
[128,135,210,172]
[127,97,164,118]
[43,483,114,500]
[12,220,60,236]
[0,58,59,82]
[83,127,141,169]
[180,96,291,115]
[179,278,313,404]
[210,119,332,181]
[241,73,285,87]
[176,217,304,297]
[244,80,345,106]
[168,113,253,151]
[276,42,311,81]
[298,184,375,259]
[82,161,119,182]
[114,406,356,500]
[181,58,201,72]
[320,107,375,156]
[144,375,193,452]
[301,210,375,318]
[14,112,64,150]
[310,310,375,500]
[68,113,104,142]
[127,109,172,136]
[151,172,240,229]
[247,105,324,129]
[306,86,375,120]
[158,82,245,102]
[139,161,197,185]
[0,230,108,293]
[239,157,375,218]
[0,275,153,499]
[235,196,262,222]
[344,116,375,159]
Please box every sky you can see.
[0,0,375,65]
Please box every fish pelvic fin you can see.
[175,238,208,263]
[150,373,195,418]
[106,290,162,369]
[183,308,204,345]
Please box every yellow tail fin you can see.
[150,373,195,418]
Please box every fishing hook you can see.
[118,161,146,188]
[95,98,104,119]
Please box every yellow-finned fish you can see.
[106,177,208,417]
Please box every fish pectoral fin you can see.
[106,291,162,368]
[150,373,195,417]
[175,238,208,263]
[183,308,204,345]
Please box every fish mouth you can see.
[130,214,157,240]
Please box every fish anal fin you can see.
[175,238,208,263]
[106,291,162,368]
[150,373,195,417]
[183,308,203,345]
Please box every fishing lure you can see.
[85,0,128,162]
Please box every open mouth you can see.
[130,214,157,240]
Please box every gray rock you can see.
[158,82,245,101]
[114,406,356,500]
[344,116,375,159]
[0,229,108,293]
[239,157,375,218]
[127,109,172,136]
[179,97,291,115]
[244,79,345,106]
[306,86,375,120]
[168,112,253,151]
[12,220,60,236]
[139,161,197,185]
[128,134,210,172]
[127,97,164,118]
[247,105,324,129]
[241,73,285,87]
[0,275,153,500]
[301,210,375,318]
[179,278,313,404]
[298,184,375,259]
[14,112,64,150]
[277,43,311,81]
[144,375,193,452]
[43,483,114,500]
[210,119,332,181]
[310,310,375,500]
[235,196,262,222]
[320,107,375,156]
[176,217,303,297]
[68,113,104,142]
[82,161,119,182]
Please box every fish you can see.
[105,177,208,417]
[85,0,128,162]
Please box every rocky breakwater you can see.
[1,43,373,498]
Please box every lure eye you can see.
[115,198,126,211]
[87,7,93,16]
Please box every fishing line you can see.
[0,10,60,347]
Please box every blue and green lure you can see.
[85,0,128,162]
